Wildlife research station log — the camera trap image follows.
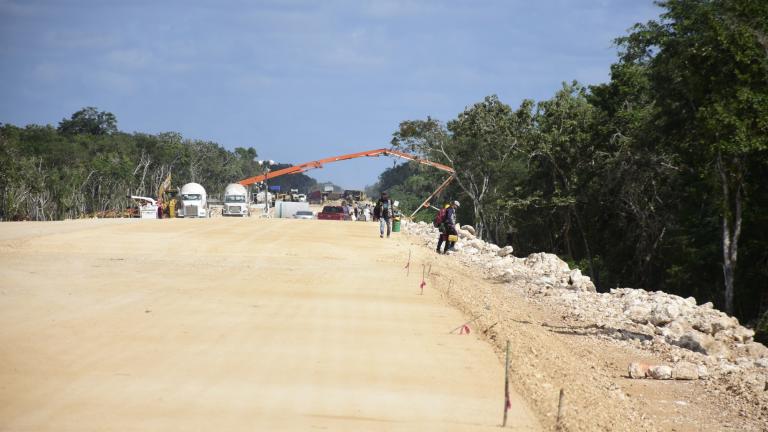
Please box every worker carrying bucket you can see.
[436,200,460,254]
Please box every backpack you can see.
[433,207,447,227]
[381,200,393,218]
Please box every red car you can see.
[317,206,349,221]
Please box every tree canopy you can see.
[0,110,316,220]
[372,0,768,326]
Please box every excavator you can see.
[238,148,455,217]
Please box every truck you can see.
[176,182,208,218]
[222,183,250,217]
[317,205,349,221]
[343,190,364,201]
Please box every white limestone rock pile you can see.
[403,221,766,368]
[628,361,703,380]
[545,286,765,366]
[404,221,596,292]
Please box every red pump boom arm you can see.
[238,148,454,186]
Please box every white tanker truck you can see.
[177,182,208,218]
[222,183,250,216]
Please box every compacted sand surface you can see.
[0,218,540,431]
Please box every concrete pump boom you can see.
[238,148,454,186]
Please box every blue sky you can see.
[0,0,661,189]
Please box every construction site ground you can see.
[0,218,538,431]
[1,218,761,431]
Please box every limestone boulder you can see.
[649,303,681,326]
[567,269,596,292]
[671,330,731,358]
[739,342,768,359]
[625,305,652,324]
[628,362,650,378]
[523,253,571,275]
[731,327,755,343]
[672,362,699,380]
[648,365,673,380]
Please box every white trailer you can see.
[130,196,159,219]
[274,201,310,218]
[222,183,250,217]
[177,182,208,218]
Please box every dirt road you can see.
[0,218,540,431]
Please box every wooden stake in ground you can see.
[556,388,565,430]
[502,339,511,427]
[419,263,426,295]
[404,250,411,276]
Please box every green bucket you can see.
[392,218,401,232]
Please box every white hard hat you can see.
[453,200,460,207]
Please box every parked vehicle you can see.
[222,183,250,217]
[177,182,208,218]
[292,210,314,220]
[130,196,159,219]
[274,201,311,218]
[317,206,348,221]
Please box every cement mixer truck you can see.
[177,182,208,218]
[222,183,250,217]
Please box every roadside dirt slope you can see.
[0,218,539,431]
[406,227,767,432]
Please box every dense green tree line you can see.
[0,107,315,220]
[376,0,767,325]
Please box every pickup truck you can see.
[317,206,348,221]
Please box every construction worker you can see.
[435,201,451,253]
[441,200,460,253]
[374,192,394,238]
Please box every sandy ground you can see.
[0,218,540,431]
